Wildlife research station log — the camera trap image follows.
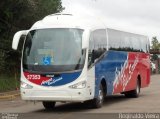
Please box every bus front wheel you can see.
[87,84,105,108]
[42,101,56,110]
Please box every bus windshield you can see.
[23,28,86,73]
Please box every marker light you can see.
[69,81,86,89]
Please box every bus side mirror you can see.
[12,30,27,50]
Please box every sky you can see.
[62,0,160,41]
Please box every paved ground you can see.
[0,90,20,100]
[0,75,160,119]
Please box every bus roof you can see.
[30,13,106,30]
[30,13,148,38]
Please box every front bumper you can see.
[21,88,89,102]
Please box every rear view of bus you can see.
[12,13,150,109]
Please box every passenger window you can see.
[88,29,107,68]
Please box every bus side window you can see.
[93,29,107,60]
[88,29,107,68]
[88,33,94,68]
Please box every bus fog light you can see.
[21,82,33,89]
[69,81,86,89]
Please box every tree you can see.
[0,0,64,75]
[0,0,29,74]
[151,37,160,50]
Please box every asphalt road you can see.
[0,75,160,119]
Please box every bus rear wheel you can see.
[42,101,56,110]
[125,79,141,98]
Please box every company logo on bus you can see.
[113,53,139,93]
[23,72,62,86]
[23,71,81,86]
[41,77,63,86]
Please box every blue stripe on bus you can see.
[94,50,128,97]
[41,71,81,86]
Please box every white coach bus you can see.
[12,13,150,109]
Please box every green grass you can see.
[0,75,20,92]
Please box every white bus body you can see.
[12,13,150,109]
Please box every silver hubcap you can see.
[136,83,140,94]
[99,90,103,104]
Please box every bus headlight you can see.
[69,81,86,89]
[21,82,33,89]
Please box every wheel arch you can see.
[101,78,107,96]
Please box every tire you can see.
[125,79,141,98]
[42,101,56,110]
[87,84,105,108]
